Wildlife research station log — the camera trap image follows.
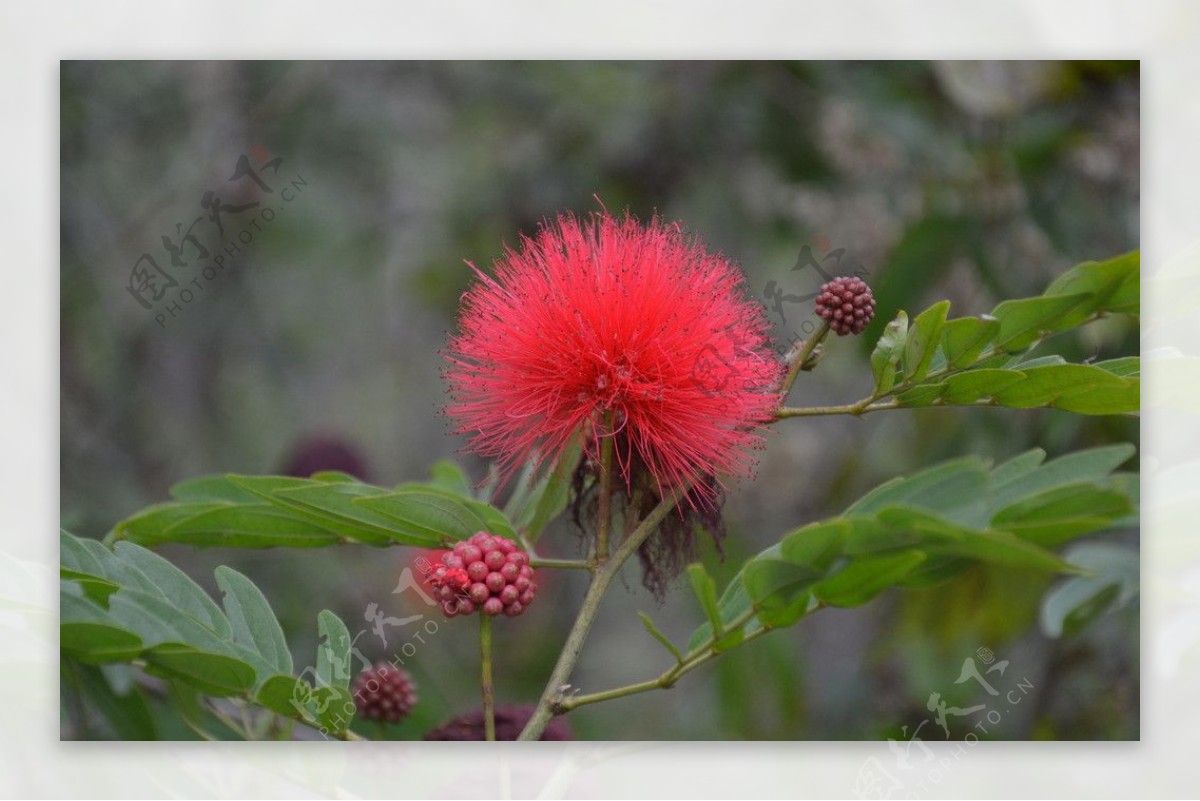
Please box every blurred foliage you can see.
[60,61,1138,740]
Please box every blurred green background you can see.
[60,60,1139,740]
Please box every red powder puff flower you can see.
[444,210,784,508]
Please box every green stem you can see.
[780,319,831,398]
[557,610,769,712]
[772,334,1070,422]
[595,412,615,563]
[517,486,685,741]
[528,557,594,571]
[775,399,894,419]
[481,613,496,741]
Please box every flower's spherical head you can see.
[444,211,784,506]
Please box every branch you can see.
[517,486,686,740]
[556,609,771,712]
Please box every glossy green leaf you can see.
[991,293,1092,352]
[939,369,1027,404]
[991,364,1136,412]
[904,300,950,382]
[255,673,353,736]
[1043,251,1140,319]
[893,384,946,407]
[941,315,1000,369]
[870,311,908,395]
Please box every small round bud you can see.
[353,662,418,723]
[815,276,875,335]
[420,532,538,619]
[483,597,504,616]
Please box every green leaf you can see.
[990,448,1047,486]
[169,475,261,504]
[779,521,847,570]
[870,311,908,395]
[141,644,257,697]
[159,505,343,548]
[255,673,353,736]
[686,563,722,632]
[939,369,1027,404]
[309,470,360,483]
[65,661,157,740]
[315,609,354,691]
[742,557,824,627]
[270,482,413,546]
[893,383,946,407]
[516,438,583,540]
[113,542,230,637]
[813,551,927,607]
[215,566,293,677]
[1095,356,1140,377]
[847,457,989,527]
[990,444,1135,512]
[993,482,1133,543]
[696,444,1136,644]
[110,502,228,546]
[227,475,395,546]
[991,293,1092,352]
[991,364,1137,413]
[1040,542,1138,638]
[638,612,684,665]
[1043,251,1140,319]
[429,460,474,497]
[353,488,490,544]
[903,300,950,382]
[60,587,145,662]
[686,573,756,653]
[941,315,1000,369]
[59,530,363,736]
[861,215,982,347]
[392,483,520,540]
